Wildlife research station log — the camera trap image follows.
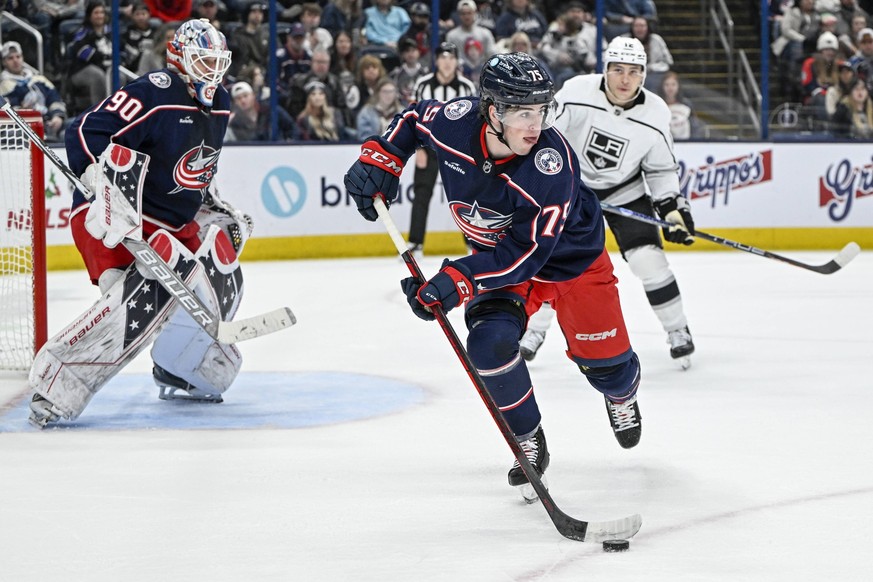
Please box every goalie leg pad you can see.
[28,231,200,422]
[625,244,687,332]
[150,225,244,400]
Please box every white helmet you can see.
[603,37,647,102]
[604,37,648,74]
[167,19,232,108]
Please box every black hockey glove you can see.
[654,196,695,245]
[400,260,477,321]
[343,138,405,221]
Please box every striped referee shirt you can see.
[413,71,477,103]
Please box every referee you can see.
[408,42,477,255]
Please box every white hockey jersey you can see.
[554,74,680,206]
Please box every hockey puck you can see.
[602,539,630,552]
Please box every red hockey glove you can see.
[400,260,477,321]
[343,138,405,221]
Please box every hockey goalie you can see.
[28,19,253,428]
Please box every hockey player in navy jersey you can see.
[344,53,643,501]
[521,37,697,369]
[29,19,254,427]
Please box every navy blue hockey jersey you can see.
[383,96,605,290]
[66,69,231,230]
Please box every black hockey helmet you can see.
[479,53,558,131]
[479,52,555,108]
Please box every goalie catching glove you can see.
[81,143,150,248]
[196,186,255,254]
[654,195,695,245]
[344,138,405,221]
[401,259,477,321]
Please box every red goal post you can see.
[0,109,47,371]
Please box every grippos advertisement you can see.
[31,142,873,248]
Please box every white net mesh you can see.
[0,116,38,370]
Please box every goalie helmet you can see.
[167,18,232,108]
[479,53,557,130]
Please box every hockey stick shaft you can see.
[0,97,295,343]
[600,202,860,274]
[375,197,641,542]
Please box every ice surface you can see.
[1,250,871,581]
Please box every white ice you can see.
[1,249,872,581]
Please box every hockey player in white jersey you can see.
[521,37,696,368]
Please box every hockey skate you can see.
[667,326,695,370]
[519,329,546,361]
[605,395,642,449]
[508,425,550,503]
[28,394,63,429]
[154,365,224,403]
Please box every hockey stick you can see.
[374,197,642,542]
[0,97,295,344]
[600,202,861,275]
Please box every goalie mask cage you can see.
[0,110,47,371]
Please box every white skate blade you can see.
[28,399,62,429]
[28,413,51,429]
[515,475,548,504]
[157,385,223,403]
[675,356,692,371]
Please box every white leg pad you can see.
[150,225,244,396]
[29,231,200,420]
[625,244,687,332]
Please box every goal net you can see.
[0,110,47,371]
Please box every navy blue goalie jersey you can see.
[382,96,605,290]
[66,69,231,230]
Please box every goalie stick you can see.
[600,202,861,275]
[0,97,295,344]
[374,197,642,542]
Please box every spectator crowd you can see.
[770,0,873,137]
[1,0,712,143]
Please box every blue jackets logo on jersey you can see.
[171,141,220,193]
[450,201,513,245]
[535,148,563,175]
[148,72,172,88]
[444,100,472,120]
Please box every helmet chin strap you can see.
[485,112,519,155]
[486,121,510,147]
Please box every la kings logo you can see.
[584,127,628,171]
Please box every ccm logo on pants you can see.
[575,329,617,341]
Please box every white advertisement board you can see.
[35,141,873,248]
